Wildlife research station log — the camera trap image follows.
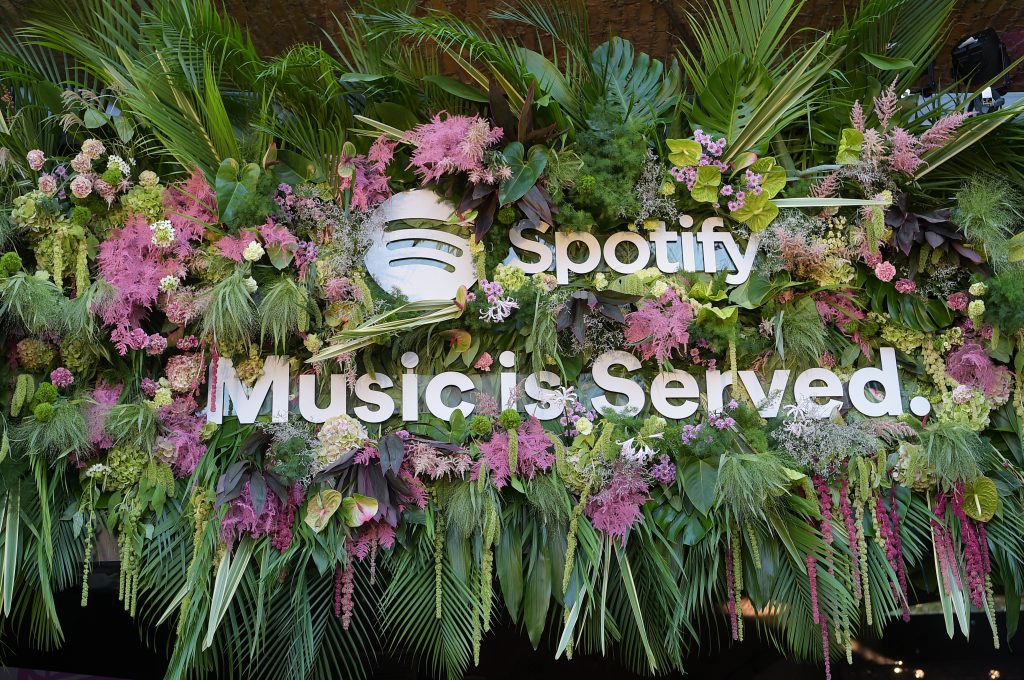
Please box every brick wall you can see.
[5,0,1023,84]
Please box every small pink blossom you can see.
[874,260,896,282]
[473,352,493,372]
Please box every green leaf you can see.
[666,138,702,167]
[203,537,253,650]
[615,547,658,671]
[215,158,261,224]
[690,165,721,203]
[496,528,524,621]
[680,457,717,515]
[523,547,551,648]
[837,128,865,165]
[424,74,489,103]
[499,142,548,206]
[83,107,109,129]
[304,489,343,533]
[1,491,19,616]
[861,52,916,71]
[338,72,384,83]
[730,192,779,232]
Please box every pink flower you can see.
[84,383,122,449]
[70,175,93,198]
[947,292,969,311]
[475,417,554,489]
[146,334,168,355]
[473,352,493,372]
[624,289,693,366]
[70,153,92,173]
[38,174,57,196]
[874,260,896,282]
[894,278,916,294]
[214,232,258,262]
[404,112,502,183]
[946,342,1012,402]
[585,461,649,541]
[26,149,45,171]
[50,367,74,389]
[81,138,105,159]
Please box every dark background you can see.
[2,564,1022,679]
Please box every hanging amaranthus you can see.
[434,510,445,620]
[79,487,96,606]
[744,521,761,570]
[480,500,498,632]
[873,492,910,621]
[562,478,592,594]
[729,524,744,641]
[837,479,861,602]
[75,241,89,296]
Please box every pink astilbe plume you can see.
[475,417,554,488]
[404,112,503,183]
[810,171,840,198]
[97,214,187,328]
[215,232,258,262]
[162,167,214,258]
[85,383,123,449]
[405,439,472,480]
[775,227,828,278]
[945,342,1012,402]
[887,128,924,175]
[920,110,972,150]
[339,136,395,211]
[624,289,693,366]
[850,100,866,132]
[873,82,900,131]
[585,461,649,541]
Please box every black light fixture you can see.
[952,28,1009,112]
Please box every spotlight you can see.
[952,28,1010,112]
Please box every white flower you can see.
[107,154,132,176]
[159,275,179,292]
[139,170,159,187]
[968,282,987,297]
[242,240,265,262]
[593,272,608,290]
[538,385,578,412]
[150,219,176,247]
[619,438,656,464]
[649,280,669,298]
[479,297,519,323]
[574,417,593,436]
[244,276,258,293]
[85,463,111,478]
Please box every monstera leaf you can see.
[304,489,343,533]
[588,37,681,125]
[964,476,999,522]
[685,53,771,148]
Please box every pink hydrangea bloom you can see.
[26,149,45,171]
[894,278,916,294]
[874,260,896,282]
[158,395,207,475]
[38,174,57,195]
[947,292,969,311]
[70,175,92,198]
[624,289,693,366]
[50,367,74,389]
[946,342,1012,402]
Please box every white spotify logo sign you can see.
[363,190,477,301]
